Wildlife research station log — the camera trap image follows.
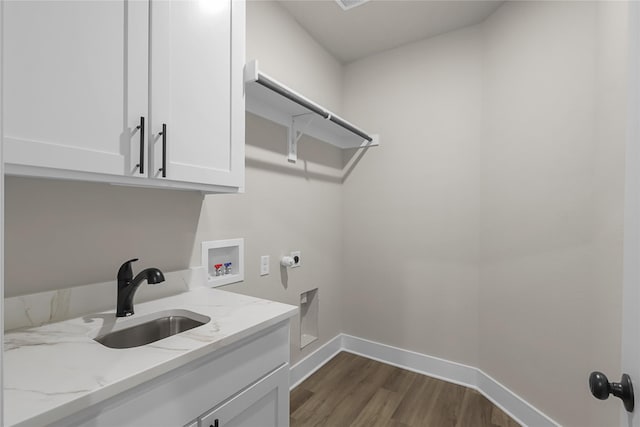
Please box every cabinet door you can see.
[3,0,148,177]
[200,364,289,427]
[150,0,244,189]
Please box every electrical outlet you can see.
[290,251,301,268]
[260,255,270,276]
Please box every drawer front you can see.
[200,364,289,427]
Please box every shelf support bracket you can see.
[288,114,316,163]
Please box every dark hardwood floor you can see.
[290,352,520,427]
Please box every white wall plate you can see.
[201,238,245,287]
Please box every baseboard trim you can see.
[290,333,559,427]
[341,334,479,389]
[477,371,559,427]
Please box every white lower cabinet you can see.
[52,322,290,427]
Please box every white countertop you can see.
[4,287,298,427]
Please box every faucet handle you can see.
[117,258,139,282]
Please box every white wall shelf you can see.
[201,239,244,288]
[244,60,379,162]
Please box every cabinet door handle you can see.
[136,116,145,174]
[158,123,167,178]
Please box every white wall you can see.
[190,114,344,365]
[342,26,483,367]
[246,0,343,114]
[479,2,627,426]
[195,1,347,364]
[342,2,628,426]
[4,178,203,296]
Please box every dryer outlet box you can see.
[290,251,301,268]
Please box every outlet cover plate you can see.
[260,255,269,276]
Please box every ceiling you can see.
[278,0,504,63]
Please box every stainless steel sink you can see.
[94,310,210,349]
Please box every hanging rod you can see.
[255,74,329,119]
[329,115,372,142]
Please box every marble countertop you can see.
[4,287,298,427]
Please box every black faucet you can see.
[116,258,165,317]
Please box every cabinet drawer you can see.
[200,364,289,427]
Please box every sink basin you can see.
[94,310,210,349]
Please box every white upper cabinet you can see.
[3,0,149,178]
[151,0,244,189]
[2,0,245,193]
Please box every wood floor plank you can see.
[291,354,379,426]
[458,390,490,427]
[423,381,468,426]
[290,352,521,427]
[291,353,361,420]
[290,387,314,414]
[391,374,443,426]
[301,352,360,393]
[382,366,419,394]
[490,404,521,427]
[318,358,397,426]
[350,388,403,427]
[457,389,521,427]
